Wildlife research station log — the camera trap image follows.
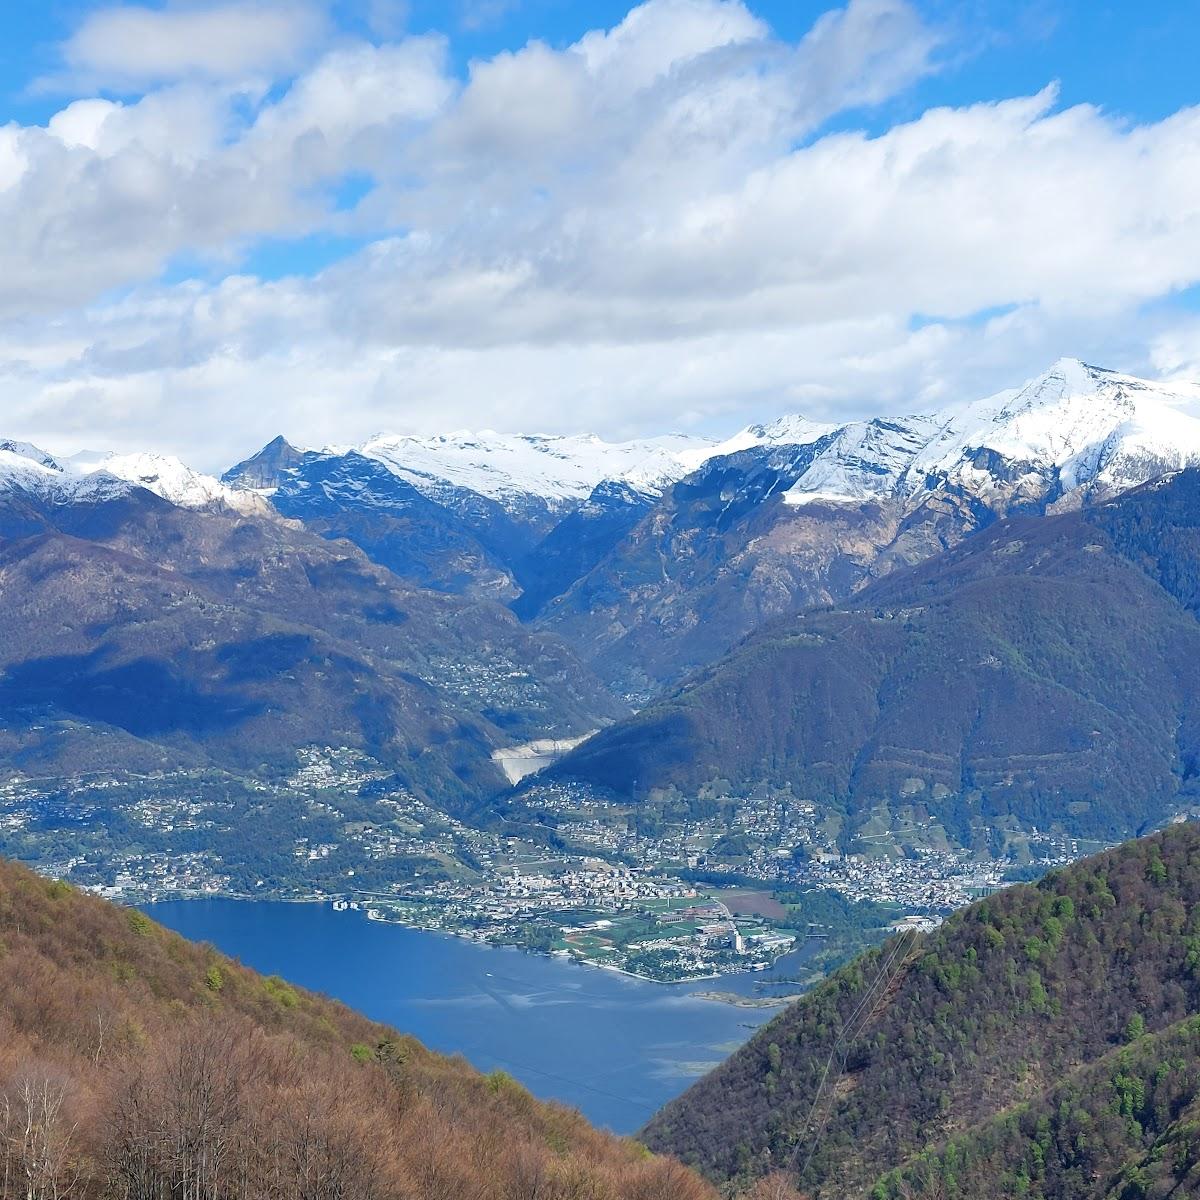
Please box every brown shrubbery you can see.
[0,861,714,1199]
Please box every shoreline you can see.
[692,990,805,1009]
[140,889,805,996]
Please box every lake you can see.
[146,898,810,1132]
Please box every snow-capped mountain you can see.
[336,430,723,511]
[4,356,1199,707]
[222,429,737,604]
[701,414,839,462]
[227,430,730,510]
[910,358,1200,505]
[216,358,1200,641]
[765,359,1200,510]
[0,442,259,512]
[221,421,853,607]
[537,359,1200,698]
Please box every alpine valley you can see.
[8,0,1200,1192]
[4,358,1200,915]
[7,357,1200,1196]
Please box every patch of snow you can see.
[781,489,864,508]
[322,415,846,514]
[702,415,836,462]
[0,440,60,469]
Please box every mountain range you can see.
[223,359,1200,700]
[0,451,622,808]
[536,359,1200,697]
[4,357,1200,820]
[545,467,1200,852]
[10,357,1200,1200]
[222,427,723,605]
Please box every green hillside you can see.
[643,821,1200,1198]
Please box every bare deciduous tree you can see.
[0,1071,79,1200]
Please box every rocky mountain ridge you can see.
[10,359,1200,701]
[0,440,260,513]
[538,359,1200,695]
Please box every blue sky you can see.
[0,0,1198,466]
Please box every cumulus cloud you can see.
[0,34,452,315]
[0,280,1170,474]
[0,0,933,315]
[1,0,1199,467]
[56,1,329,88]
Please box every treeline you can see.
[0,858,713,1199]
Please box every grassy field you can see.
[716,889,788,920]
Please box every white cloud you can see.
[366,0,410,39]
[58,2,329,88]
[458,0,521,34]
[0,0,1199,468]
[1149,318,1200,383]
[248,36,452,170]
[0,35,452,316]
[790,0,937,117]
[573,0,767,92]
[0,280,1174,475]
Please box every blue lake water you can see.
[146,899,809,1132]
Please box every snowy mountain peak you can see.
[0,440,60,470]
[0,444,262,514]
[1029,356,1113,395]
[988,358,1197,420]
[700,414,837,462]
[339,429,721,509]
[780,361,1200,509]
[72,451,253,510]
[938,360,1200,493]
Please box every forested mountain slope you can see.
[0,483,624,807]
[548,470,1200,849]
[644,822,1200,1198]
[0,855,711,1199]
